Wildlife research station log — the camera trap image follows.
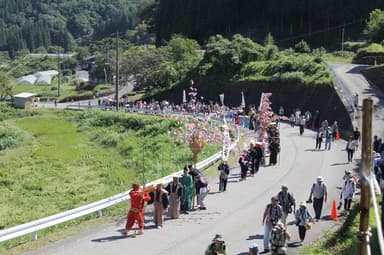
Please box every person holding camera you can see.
[262,196,282,253]
[205,234,227,255]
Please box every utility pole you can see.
[115,32,119,112]
[57,48,61,97]
[341,24,345,52]
[358,98,373,255]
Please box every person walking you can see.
[294,201,313,245]
[238,150,249,181]
[354,93,359,108]
[269,139,280,166]
[196,175,209,210]
[152,183,169,229]
[315,129,323,150]
[289,113,295,128]
[277,185,296,226]
[346,136,356,163]
[299,116,306,135]
[341,174,356,214]
[180,167,193,214]
[324,127,332,150]
[353,127,361,151]
[307,176,327,221]
[331,121,338,141]
[253,143,264,174]
[261,196,283,253]
[123,182,151,236]
[166,176,183,219]
[218,160,230,192]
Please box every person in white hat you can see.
[205,234,227,255]
[294,202,313,245]
[341,174,356,213]
[270,221,291,254]
[307,176,327,221]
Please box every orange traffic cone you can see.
[335,131,340,141]
[331,199,338,221]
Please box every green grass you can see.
[323,52,354,63]
[0,109,221,251]
[13,83,78,100]
[305,202,380,255]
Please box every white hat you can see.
[300,201,307,207]
[316,176,323,181]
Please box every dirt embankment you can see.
[152,81,353,139]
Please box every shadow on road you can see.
[247,234,263,240]
[92,230,127,242]
[330,162,349,166]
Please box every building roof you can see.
[14,92,37,98]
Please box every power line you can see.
[276,18,366,43]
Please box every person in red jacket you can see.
[123,182,151,236]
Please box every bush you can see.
[343,41,367,52]
[0,125,24,151]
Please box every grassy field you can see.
[13,83,78,100]
[0,109,221,251]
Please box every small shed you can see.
[14,92,36,109]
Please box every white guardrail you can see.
[0,125,239,243]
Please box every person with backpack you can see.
[270,222,291,255]
[262,196,283,253]
[277,185,296,226]
[307,176,327,221]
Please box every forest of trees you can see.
[154,0,384,47]
[0,0,154,57]
[1,0,384,58]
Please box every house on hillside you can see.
[14,92,36,109]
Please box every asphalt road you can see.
[24,63,384,255]
[328,63,384,138]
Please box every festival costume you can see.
[166,181,183,218]
[180,174,193,212]
[125,187,151,234]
